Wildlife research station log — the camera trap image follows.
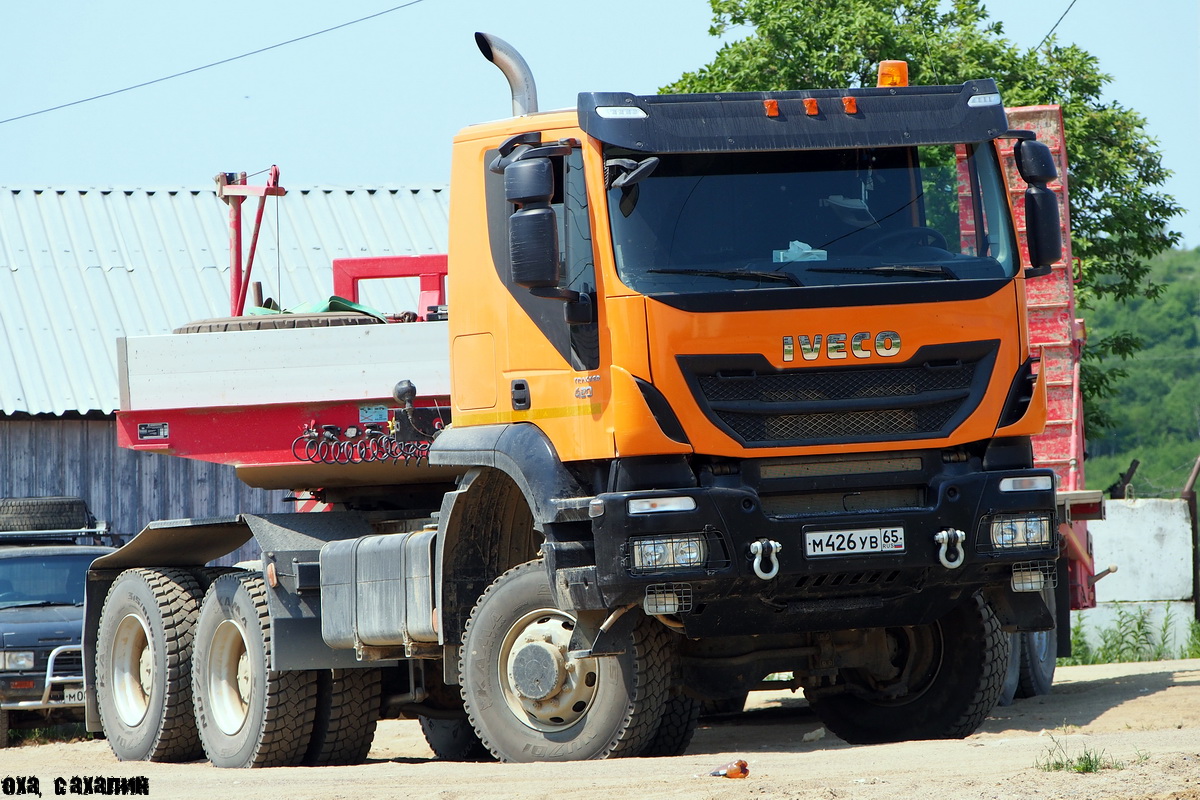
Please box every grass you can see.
[1058,606,1200,666]
[7,723,90,746]
[1037,735,1122,773]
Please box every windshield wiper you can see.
[647,268,802,286]
[807,264,958,280]
[0,600,68,609]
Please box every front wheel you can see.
[459,560,671,762]
[191,574,317,767]
[807,596,1007,744]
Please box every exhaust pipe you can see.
[475,32,538,116]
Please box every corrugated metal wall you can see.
[0,418,281,562]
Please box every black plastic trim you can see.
[633,377,690,444]
[579,80,1007,154]
[642,278,1011,313]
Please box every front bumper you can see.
[583,458,1057,636]
[0,645,86,712]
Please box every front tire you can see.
[459,560,671,762]
[191,574,317,767]
[95,568,205,761]
[807,596,1007,744]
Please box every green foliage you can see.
[1059,606,1186,665]
[1037,735,1121,773]
[667,0,1183,436]
[1083,247,1200,496]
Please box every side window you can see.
[484,142,599,372]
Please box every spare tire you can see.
[173,313,383,334]
[0,496,93,532]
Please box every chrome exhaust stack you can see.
[475,32,538,116]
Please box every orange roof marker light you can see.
[763,99,780,117]
[803,98,819,116]
[842,96,858,114]
[877,60,909,88]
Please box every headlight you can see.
[989,514,1053,549]
[629,534,708,574]
[3,651,35,670]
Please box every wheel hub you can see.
[110,613,153,727]
[509,640,566,701]
[500,610,599,732]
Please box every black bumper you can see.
[581,460,1058,636]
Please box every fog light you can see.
[989,514,1053,549]
[629,534,708,575]
[1012,560,1057,592]
[644,583,693,615]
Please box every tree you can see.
[665,0,1183,434]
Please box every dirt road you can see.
[3,659,1199,800]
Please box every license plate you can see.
[805,527,905,557]
[61,686,86,705]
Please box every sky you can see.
[1,1,1196,247]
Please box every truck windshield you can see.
[606,143,1015,294]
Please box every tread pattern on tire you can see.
[226,574,317,767]
[96,568,206,762]
[173,313,383,334]
[0,496,92,532]
[638,689,701,757]
[305,668,382,766]
[459,560,672,762]
[418,716,494,762]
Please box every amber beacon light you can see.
[877,60,909,87]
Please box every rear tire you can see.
[192,574,317,767]
[95,568,205,761]
[0,496,92,532]
[419,716,494,761]
[807,596,1007,744]
[997,633,1022,707]
[304,668,381,766]
[1017,587,1057,697]
[638,689,701,757]
[459,560,671,762]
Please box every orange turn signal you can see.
[877,60,909,87]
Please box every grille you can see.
[688,352,988,446]
[794,570,901,591]
[50,648,83,676]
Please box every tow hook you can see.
[934,529,966,569]
[749,539,783,580]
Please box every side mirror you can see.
[1014,140,1062,276]
[505,158,562,290]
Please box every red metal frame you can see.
[331,255,448,320]
[216,166,287,316]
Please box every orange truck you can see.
[84,35,1093,765]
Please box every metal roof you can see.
[0,185,449,415]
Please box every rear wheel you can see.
[807,596,1007,744]
[997,633,1022,707]
[1017,587,1057,697]
[304,668,381,766]
[459,560,671,762]
[95,568,205,761]
[419,716,494,761]
[638,689,701,757]
[192,574,317,767]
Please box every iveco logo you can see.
[782,332,901,362]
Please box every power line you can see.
[0,1,431,126]
[1038,0,1081,49]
